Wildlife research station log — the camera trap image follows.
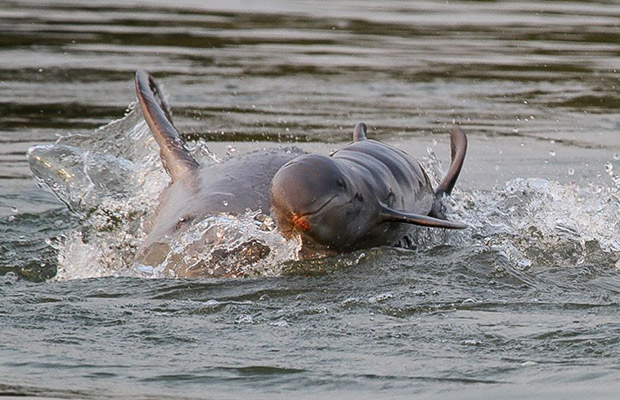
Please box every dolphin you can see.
[269,122,467,258]
[134,70,467,271]
[133,70,305,270]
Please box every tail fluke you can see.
[135,70,199,182]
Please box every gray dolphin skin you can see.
[133,70,305,269]
[134,70,467,270]
[269,122,467,258]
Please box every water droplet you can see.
[604,162,613,174]
[613,153,620,161]
[549,150,556,157]
[222,200,229,207]
[568,168,575,176]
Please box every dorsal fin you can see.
[435,126,467,197]
[380,204,467,229]
[353,122,367,142]
[135,70,200,182]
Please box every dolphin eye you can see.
[336,179,346,189]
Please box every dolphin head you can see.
[270,154,373,252]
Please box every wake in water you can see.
[27,105,619,280]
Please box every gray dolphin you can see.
[269,122,467,258]
[133,70,305,270]
[134,70,467,271]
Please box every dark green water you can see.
[1,0,619,398]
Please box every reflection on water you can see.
[1,0,619,399]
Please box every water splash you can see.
[130,211,301,279]
[28,104,301,280]
[452,177,619,270]
[28,104,166,212]
[28,110,619,280]
[28,105,168,280]
[419,149,619,270]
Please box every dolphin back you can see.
[335,127,467,231]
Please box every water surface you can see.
[1,0,619,398]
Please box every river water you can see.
[1,0,619,398]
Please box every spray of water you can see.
[27,107,619,279]
[28,105,301,279]
[422,147,620,270]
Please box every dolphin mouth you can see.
[281,194,339,236]
[298,194,339,218]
